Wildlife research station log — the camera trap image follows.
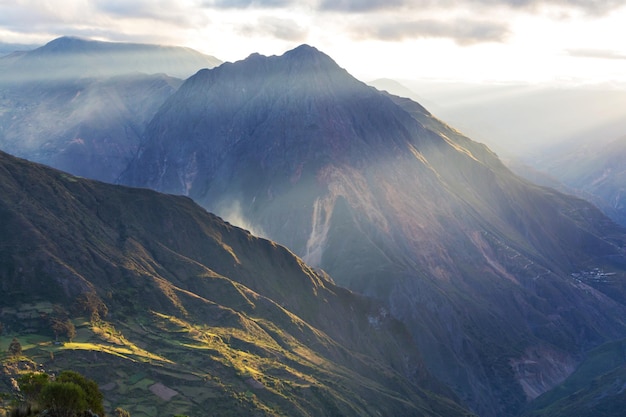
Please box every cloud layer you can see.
[567,49,626,61]
[0,0,624,45]
[240,16,308,42]
[352,18,510,45]
[318,0,624,15]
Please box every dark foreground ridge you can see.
[0,150,471,416]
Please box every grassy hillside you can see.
[0,151,470,416]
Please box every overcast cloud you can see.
[207,0,295,8]
[567,49,626,61]
[0,0,625,84]
[240,16,308,41]
[351,18,510,44]
[319,0,625,15]
[2,0,624,46]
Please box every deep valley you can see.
[1,36,626,417]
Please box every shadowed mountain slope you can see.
[121,45,626,417]
[0,36,221,183]
[0,150,471,417]
[522,338,626,417]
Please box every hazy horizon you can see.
[3,1,626,171]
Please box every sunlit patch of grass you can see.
[179,342,215,350]
[4,307,358,416]
[61,341,172,364]
[143,309,333,396]
[92,321,130,345]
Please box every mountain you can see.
[0,36,221,82]
[121,45,626,417]
[0,36,221,183]
[0,41,38,56]
[519,134,626,228]
[0,150,471,417]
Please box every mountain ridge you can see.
[0,149,470,416]
[0,36,223,183]
[1,35,221,81]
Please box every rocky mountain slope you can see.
[0,36,221,182]
[0,150,470,417]
[121,45,626,417]
[522,337,626,417]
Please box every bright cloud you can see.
[0,0,625,84]
[349,18,510,45]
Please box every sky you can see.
[1,0,626,86]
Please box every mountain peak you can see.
[180,43,355,100]
[281,43,338,68]
[285,43,321,56]
[38,36,95,54]
[49,35,87,43]
[236,44,340,73]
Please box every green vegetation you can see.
[18,372,49,405]
[56,371,105,416]
[10,370,104,417]
[0,307,470,416]
[40,382,88,417]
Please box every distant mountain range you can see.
[0,36,221,81]
[0,150,471,416]
[0,41,39,56]
[517,135,626,228]
[0,36,220,182]
[120,45,626,417]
